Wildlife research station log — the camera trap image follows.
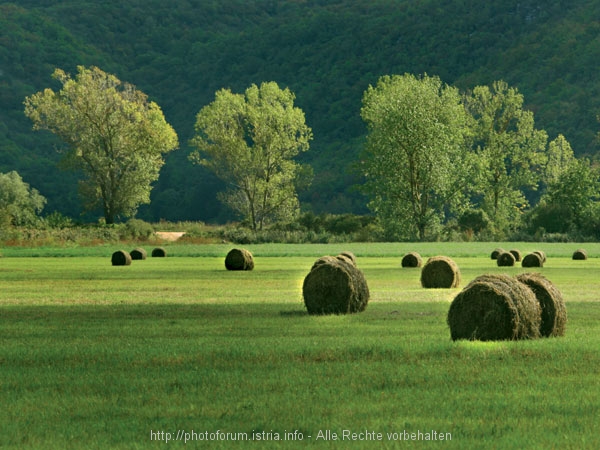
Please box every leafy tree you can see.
[190,82,312,231]
[464,80,548,236]
[544,134,575,187]
[360,74,472,241]
[24,66,179,224]
[0,171,46,227]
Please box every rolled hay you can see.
[497,251,516,267]
[522,252,543,268]
[491,248,505,260]
[420,256,461,288]
[225,248,254,271]
[130,248,147,260]
[151,247,167,257]
[447,274,541,341]
[533,250,547,263]
[311,255,339,271]
[303,257,369,315]
[111,250,132,266]
[337,251,357,266]
[572,249,588,260]
[401,252,423,268]
[515,273,567,337]
[509,249,522,262]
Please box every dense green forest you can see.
[2,0,600,223]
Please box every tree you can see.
[464,80,547,236]
[544,134,575,186]
[360,73,473,241]
[190,82,312,230]
[0,171,46,227]
[24,66,178,224]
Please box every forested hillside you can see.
[2,0,600,222]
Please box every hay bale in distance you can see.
[421,256,461,288]
[572,249,588,260]
[130,248,147,260]
[491,248,505,260]
[533,250,547,263]
[516,273,567,337]
[497,251,516,267]
[447,274,541,341]
[509,249,522,262]
[111,250,132,266]
[151,247,167,257]
[522,253,543,268]
[303,257,369,315]
[225,248,254,271]
[401,252,423,268]
[338,251,357,266]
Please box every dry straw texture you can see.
[420,256,461,288]
[490,248,505,260]
[572,249,588,260]
[497,251,516,267]
[130,248,147,260]
[111,250,132,266]
[447,274,541,341]
[401,252,423,268]
[509,249,522,262]
[533,250,547,262]
[225,248,254,271]
[303,257,369,315]
[516,273,567,337]
[338,251,357,266]
[522,253,543,267]
[151,247,167,257]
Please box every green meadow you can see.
[1,243,600,449]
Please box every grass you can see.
[1,243,600,449]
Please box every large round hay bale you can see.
[151,247,167,257]
[497,251,516,267]
[311,255,338,271]
[533,250,547,262]
[572,249,587,260]
[111,250,132,266]
[516,273,567,337]
[491,248,505,260]
[447,274,541,341]
[420,256,461,288]
[401,252,423,268]
[337,251,357,266]
[130,248,147,260]
[225,248,254,271]
[303,257,369,315]
[509,249,522,262]
[522,252,543,268]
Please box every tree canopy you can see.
[190,82,312,230]
[24,66,178,224]
[0,170,46,227]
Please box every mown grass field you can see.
[1,243,600,449]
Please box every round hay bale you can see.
[111,250,132,266]
[491,248,505,260]
[130,248,147,260]
[303,258,369,315]
[311,255,338,271]
[225,248,254,271]
[522,252,543,268]
[336,251,357,266]
[533,250,547,262]
[401,252,423,268]
[151,247,167,257]
[515,273,567,337]
[447,274,541,341]
[497,251,516,267]
[420,256,461,289]
[572,249,587,260]
[509,249,522,262]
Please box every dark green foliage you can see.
[225,248,254,271]
[111,250,132,266]
[447,274,541,341]
[303,256,369,315]
[420,256,461,289]
[458,209,490,233]
[516,273,567,337]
